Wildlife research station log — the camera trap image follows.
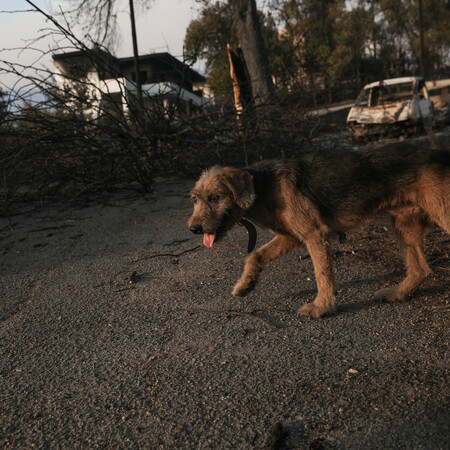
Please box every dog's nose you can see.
[190,224,203,234]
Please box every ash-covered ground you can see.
[1,130,449,449]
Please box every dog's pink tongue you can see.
[203,231,216,248]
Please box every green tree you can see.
[272,0,342,103]
[186,0,450,105]
[327,5,378,80]
[184,2,237,97]
[375,0,450,77]
[292,0,338,78]
[184,1,292,101]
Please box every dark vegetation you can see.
[1,0,449,214]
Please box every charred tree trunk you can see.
[231,0,274,107]
[227,43,252,127]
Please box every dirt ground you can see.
[1,133,449,448]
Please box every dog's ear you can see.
[221,168,255,210]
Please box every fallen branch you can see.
[181,307,279,330]
[114,287,134,293]
[131,245,200,263]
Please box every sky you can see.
[0,0,204,92]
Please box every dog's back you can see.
[247,142,450,232]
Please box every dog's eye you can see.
[191,196,197,204]
[208,194,220,203]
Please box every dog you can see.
[188,142,450,318]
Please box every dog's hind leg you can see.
[297,232,337,319]
[415,167,450,233]
[233,235,300,297]
[375,208,432,302]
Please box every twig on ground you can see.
[131,245,200,263]
[114,287,134,293]
[181,307,279,330]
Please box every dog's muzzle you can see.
[190,224,203,234]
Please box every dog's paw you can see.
[374,286,404,303]
[297,302,331,319]
[232,280,256,297]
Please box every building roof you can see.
[118,52,205,83]
[52,49,205,83]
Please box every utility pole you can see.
[129,0,143,106]
[418,0,426,78]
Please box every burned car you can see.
[426,79,450,126]
[347,77,434,140]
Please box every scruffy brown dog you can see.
[188,142,449,318]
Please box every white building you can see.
[53,47,213,120]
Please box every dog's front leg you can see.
[297,233,336,319]
[233,235,300,297]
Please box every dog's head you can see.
[188,166,255,248]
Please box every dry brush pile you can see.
[0,67,332,216]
